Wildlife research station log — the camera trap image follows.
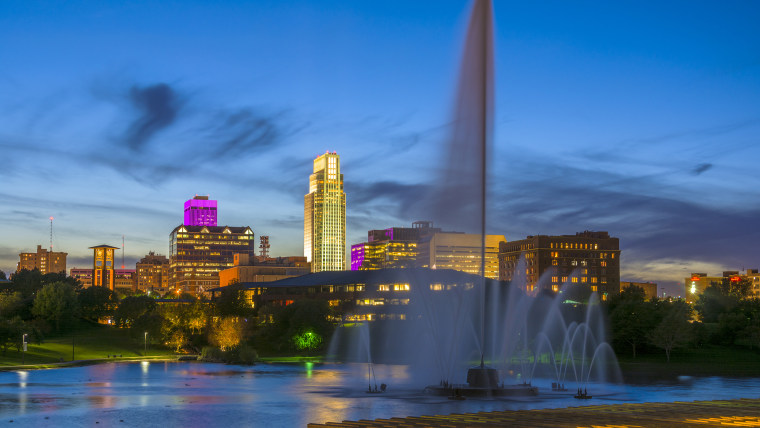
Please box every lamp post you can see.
[22,334,27,365]
[144,332,148,354]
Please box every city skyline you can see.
[2,1,760,296]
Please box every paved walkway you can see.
[308,398,760,427]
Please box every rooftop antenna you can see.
[121,235,125,269]
[49,217,54,252]
[259,236,270,258]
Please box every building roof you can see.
[210,267,501,292]
[89,245,120,249]
[171,225,252,234]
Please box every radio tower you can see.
[121,235,125,269]
[259,236,270,258]
[49,217,54,251]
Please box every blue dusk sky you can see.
[1,1,759,296]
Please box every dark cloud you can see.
[206,109,283,158]
[692,163,713,175]
[123,83,181,151]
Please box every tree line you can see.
[0,269,334,362]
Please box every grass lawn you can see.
[0,321,176,367]
[618,346,760,379]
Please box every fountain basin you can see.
[424,383,538,397]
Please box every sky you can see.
[1,0,759,297]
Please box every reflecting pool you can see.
[0,362,758,427]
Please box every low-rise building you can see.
[684,269,759,303]
[70,267,135,291]
[218,254,310,287]
[620,281,658,300]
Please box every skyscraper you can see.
[304,151,346,272]
[184,195,217,227]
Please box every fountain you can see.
[328,0,621,398]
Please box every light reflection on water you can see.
[0,362,758,427]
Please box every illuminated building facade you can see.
[209,268,495,322]
[184,195,218,227]
[350,224,432,271]
[17,245,67,274]
[684,269,760,302]
[136,252,169,294]
[417,231,504,280]
[499,231,620,297]
[70,267,135,289]
[350,221,503,279]
[169,225,255,295]
[304,151,346,272]
[620,281,658,300]
[90,245,118,290]
[218,253,311,287]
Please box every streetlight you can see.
[144,332,148,354]
[22,334,27,365]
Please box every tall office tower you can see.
[304,152,346,272]
[184,195,218,227]
[90,245,118,290]
[17,245,67,274]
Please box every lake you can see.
[1,361,758,426]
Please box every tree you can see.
[694,285,740,323]
[0,317,26,356]
[263,300,333,352]
[0,292,30,320]
[78,287,117,321]
[114,296,157,327]
[208,317,243,350]
[31,281,79,331]
[215,288,251,317]
[0,271,6,280]
[607,287,655,358]
[648,302,692,362]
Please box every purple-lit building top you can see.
[184,196,218,227]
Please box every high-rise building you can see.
[304,151,346,272]
[169,225,256,295]
[90,245,119,290]
[136,252,169,294]
[184,195,217,227]
[499,231,620,298]
[350,221,504,279]
[17,245,67,274]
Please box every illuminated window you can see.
[572,277,578,283]
[552,276,559,283]
[378,285,390,291]
[552,260,558,266]
[562,276,568,282]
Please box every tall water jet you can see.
[431,0,494,366]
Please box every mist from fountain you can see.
[328,0,622,395]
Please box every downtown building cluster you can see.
[16,149,755,304]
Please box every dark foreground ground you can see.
[308,397,760,427]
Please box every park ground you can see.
[3,322,760,377]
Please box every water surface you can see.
[1,362,758,427]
